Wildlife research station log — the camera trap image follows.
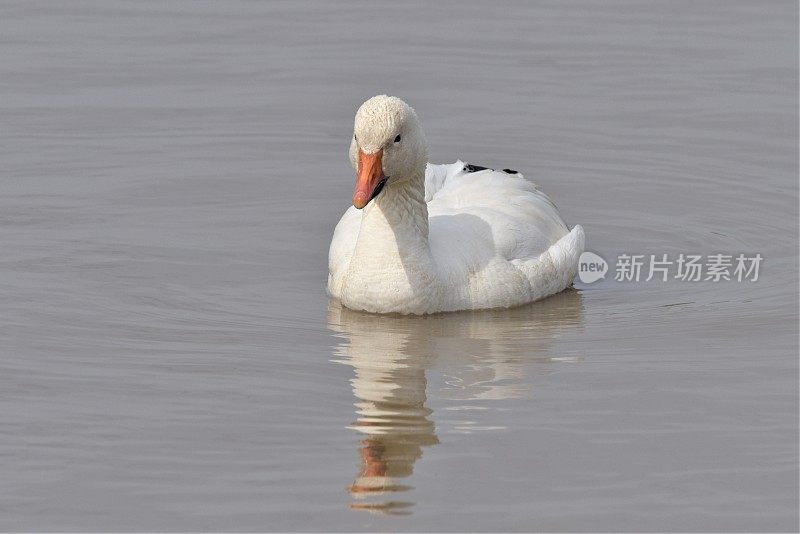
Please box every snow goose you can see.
[328,95,584,314]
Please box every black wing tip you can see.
[463,164,519,175]
[464,164,491,173]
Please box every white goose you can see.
[328,95,584,315]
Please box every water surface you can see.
[1,1,797,531]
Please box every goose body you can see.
[328,95,584,315]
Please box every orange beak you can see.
[353,148,387,209]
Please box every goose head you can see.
[349,95,428,209]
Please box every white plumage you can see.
[328,95,584,315]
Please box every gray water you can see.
[1,1,798,531]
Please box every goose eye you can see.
[394,134,401,143]
[354,133,357,141]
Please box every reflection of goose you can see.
[327,289,584,514]
[328,95,584,314]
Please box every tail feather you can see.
[514,225,585,301]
